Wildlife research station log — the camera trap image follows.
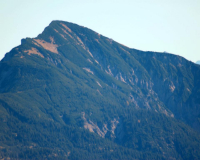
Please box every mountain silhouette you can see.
[0,20,200,159]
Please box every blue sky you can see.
[1,0,200,62]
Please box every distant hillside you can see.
[196,60,200,65]
[0,20,200,160]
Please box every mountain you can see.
[0,20,200,159]
[196,60,200,65]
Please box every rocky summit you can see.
[0,20,200,160]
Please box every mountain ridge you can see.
[0,20,200,159]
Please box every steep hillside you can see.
[0,20,200,159]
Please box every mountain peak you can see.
[1,20,200,159]
[18,20,102,59]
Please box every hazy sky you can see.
[1,0,200,62]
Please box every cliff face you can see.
[0,20,200,159]
[134,52,200,131]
